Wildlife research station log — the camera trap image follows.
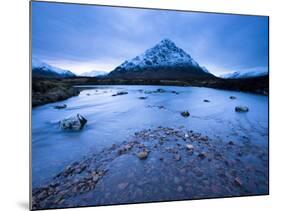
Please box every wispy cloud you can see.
[32,2,268,75]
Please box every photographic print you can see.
[31,1,269,210]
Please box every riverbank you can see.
[32,79,80,107]
[32,75,269,107]
[32,126,268,209]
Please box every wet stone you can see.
[118,182,129,190]
[137,150,149,160]
[177,186,183,192]
[112,91,128,97]
[173,177,180,184]
[54,104,67,109]
[198,152,207,159]
[174,154,181,161]
[37,190,48,200]
[234,177,243,187]
[186,144,194,151]
[235,106,249,112]
[181,111,190,118]
[193,167,204,177]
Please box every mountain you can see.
[220,68,268,79]
[32,58,76,78]
[108,39,214,80]
[80,70,108,77]
[201,66,210,74]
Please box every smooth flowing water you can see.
[32,85,268,189]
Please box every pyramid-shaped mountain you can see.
[108,39,214,80]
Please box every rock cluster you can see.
[32,126,268,209]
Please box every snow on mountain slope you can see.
[220,68,268,79]
[201,66,210,74]
[32,58,76,78]
[109,39,213,80]
[115,39,204,71]
[80,70,108,77]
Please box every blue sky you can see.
[32,1,269,75]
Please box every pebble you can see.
[234,177,243,187]
[186,144,194,151]
[198,152,207,159]
[177,186,183,192]
[228,141,234,145]
[173,177,180,184]
[174,154,181,161]
[137,151,149,160]
[193,167,204,177]
[118,182,129,190]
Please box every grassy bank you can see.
[32,75,268,107]
[32,79,80,107]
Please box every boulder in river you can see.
[203,99,210,103]
[156,88,166,93]
[235,106,249,112]
[54,104,67,109]
[171,91,179,94]
[59,114,87,131]
[181,111,190,118]
[112,91,128,97]
[138,96,147,100]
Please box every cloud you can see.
[32,2,268,75]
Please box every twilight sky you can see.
[32,1,269,75]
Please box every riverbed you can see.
[32,85,268,208]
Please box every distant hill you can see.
[108,39,214,80]
[32,58,76,78]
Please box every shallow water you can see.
[32,85,268,188]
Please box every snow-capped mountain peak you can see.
[108,39,214,80]
[80,70,108,77]
[220,67,268,79]
[32,58,76,78]
[117,39,200,71]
